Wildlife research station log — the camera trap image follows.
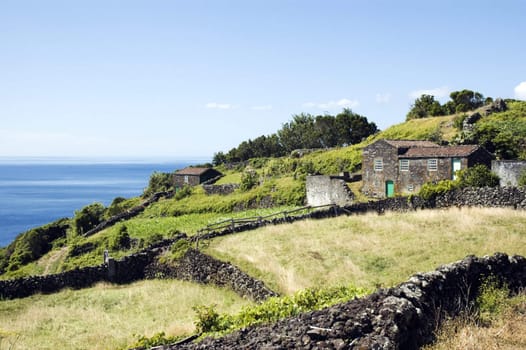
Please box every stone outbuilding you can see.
[492,160,526,187]
[173,167,222,188]
[362,139,493,198]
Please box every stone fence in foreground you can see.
[166,253,526,350]
[0,237,276,302]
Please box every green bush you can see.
[418,180,458,201]
[143,171,174,197]
[1,218,70,273]
[193,284,370,336]
[457,164,499,188]
[174,185,193,200]
[240,168,258,191]
[476,275,509,324]
[74,202,106,235]
[110,225,131,251]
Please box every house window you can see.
[184,175,189,184]
[400,159,409,172]
[427,159,438,171]
[374,158,383,171]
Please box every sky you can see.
[1,0,526,160]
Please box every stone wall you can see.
[0,237,180,300]
[166,253,526,350]
[492,160,526,187]
[306,176,354,206]
[83,191,173,237]
[146,249,278,302]
[202,183,239,196]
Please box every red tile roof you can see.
[401,145,480,158]
[174,167,211,176]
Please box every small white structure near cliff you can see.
[306,175,354,206]
[492,160,526,186]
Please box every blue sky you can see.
[1,1,525,159]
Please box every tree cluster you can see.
[407,89,492,120]
[213,109,378,164]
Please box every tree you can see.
[449,89,485,113]
[143,171,173,197]
[406,94,443,120]
[277,113,319,152]
[74,202,106,235]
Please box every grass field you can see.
[1,207,526,349]
[0,280,250,350]
[204,207,526,294]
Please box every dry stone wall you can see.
[166,253,526,350]
[0,237,180,300]
[146,249,278,302]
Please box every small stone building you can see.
[492,160,526,187]
[362,139,493,198]
[306,175,354,206]
[173,167,222,188]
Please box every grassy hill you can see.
[1,207,526,349]
[2,100,526,278]
[1,99,526,348]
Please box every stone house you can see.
[362,139,493,198]
[173,167,222,188]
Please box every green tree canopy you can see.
[406,94,443,120]
[217,109,377,163]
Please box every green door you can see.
[452,158,461,180]
[386,180,395,198]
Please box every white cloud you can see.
[205,102,234,110]
[376,93,391,104]
[251,105,273,111]
[302,98,359,110]
[514,81,526,100]
[409,86,450,99]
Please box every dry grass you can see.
[425,296,526,350]
[0,280,250,350]
[204,207,526,294]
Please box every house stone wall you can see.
[492,160,526,187]
[306,176,354,206]
[362,140,399,197]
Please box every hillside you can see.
[0,99,526,348]
[1,207,526,349]
[2,99,526,278]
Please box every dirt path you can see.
[41,246,69,275]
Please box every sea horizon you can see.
[0,157,209,247]
[0,155,212,165]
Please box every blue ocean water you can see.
[0,158,199,247]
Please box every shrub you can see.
[240,168,258,191]
[110,225,131,250]
[418,180,458,201]
[457,164,499,188]
[143,171,174,197]
[74,202,106,235]
[174,185,193,200]
[476,275,509,324]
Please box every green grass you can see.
[204,207,526,294]
[0,280,251,350]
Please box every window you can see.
[400,159,409,172]
[427,159,438,171]
[184,175,189,184]
[374,158,383,171]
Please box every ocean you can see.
[0,158,199,247]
